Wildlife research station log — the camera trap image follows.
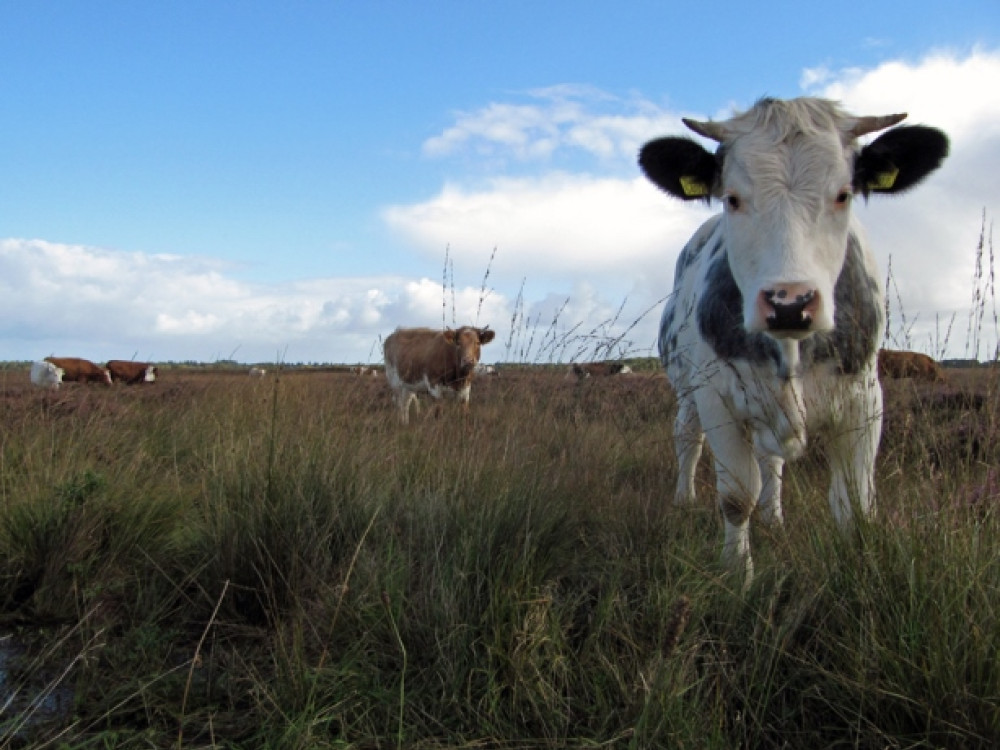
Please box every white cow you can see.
[30,360,64,390]
[249,367,267,377]
[639,97,948,578]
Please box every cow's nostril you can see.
[760,287,819,331]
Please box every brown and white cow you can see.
[568,362,633,380]
[106,360,158,385]
[877,349,946,382]
[45,357,112,385]
[383,326,495,424]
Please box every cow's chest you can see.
[695,350,873,460]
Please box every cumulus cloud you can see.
[0,237,653,365]
[423,85,681,166]
[383,174,712,283]
[0,239,521,364]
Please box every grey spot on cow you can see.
[801,234,882,375]
[696,254,782,369]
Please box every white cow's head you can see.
[640,97,948,338]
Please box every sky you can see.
[2,2,999,365]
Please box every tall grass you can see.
[0,362,996,748]
[885,210,998,362]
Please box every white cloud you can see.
[0,239,601,365]
[0,239,435,362]
[0,237,651,365]
[799,65,834,91]
[807,48,1000,143]
[423,87,681,165]
[384,174,712,283]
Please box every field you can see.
[0,363,998,748]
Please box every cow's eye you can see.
[835,189,852,206]
[724,193,742,212]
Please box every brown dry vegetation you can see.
[0,363,997,748]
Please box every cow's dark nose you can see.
[759,285,818,331]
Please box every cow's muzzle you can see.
[758,285,820,334]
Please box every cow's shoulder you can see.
[674,216,724,287]
[659,217,725,363]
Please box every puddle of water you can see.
[0,633,76,738]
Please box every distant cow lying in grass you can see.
[877,349,946,382]
[107,360,158,385]
[30,360,64,390]
[568,362,633,380]
[45,357,112,385]
[383,326,495,424]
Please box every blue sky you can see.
[2,2,999,364]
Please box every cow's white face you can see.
[639,97,948,342]
[144,366,157,382]
[719,125,854,337]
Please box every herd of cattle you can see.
[28,345,948,394]
[30,357,157,389]
[26,96,954,580]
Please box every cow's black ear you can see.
[479,328,495,344]
[854,125,949,197]
[639,137,718,202]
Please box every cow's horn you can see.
[683,117,727,143]
[850,113,907,138]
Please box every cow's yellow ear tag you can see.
[679,175,709,197]
[868,165,899,191]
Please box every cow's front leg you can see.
[703,417,761,580]
[457,383,472,417]
[673,392,705,506]
[827,380,882,526]
[399,391,419,424]
[755,451,785,526]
